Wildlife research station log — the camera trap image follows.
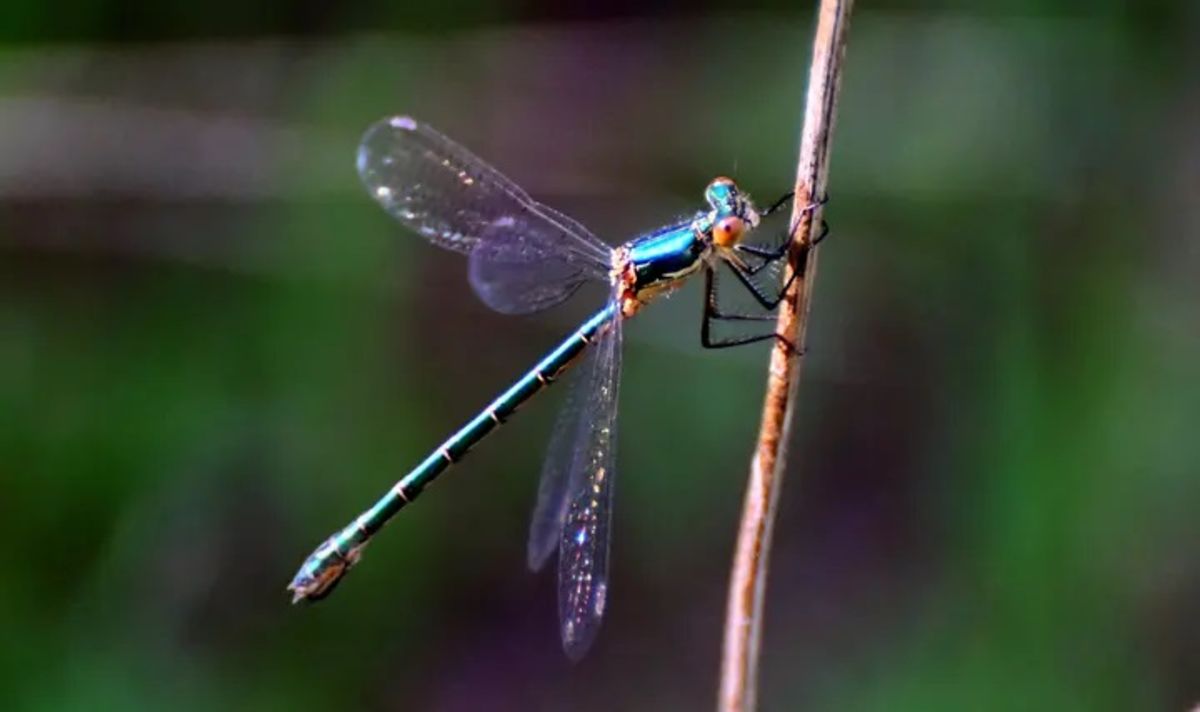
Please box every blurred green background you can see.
[2,1,1198,710]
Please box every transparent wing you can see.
[528,337,600,571]
[357,116,612,313]
[555,309,623,660]
[468,216,596,315]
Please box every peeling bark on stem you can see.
[717,1,854,710]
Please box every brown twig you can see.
[717,1,854,710]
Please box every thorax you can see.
[614,218,711,317]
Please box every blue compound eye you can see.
[705,176,739,211]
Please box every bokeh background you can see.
[2,1,1198,710]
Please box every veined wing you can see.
[528,302,622,570]
[357,116,612,314]
[553,304,622,660]
[467,213,601,315]
[528,312,607,571]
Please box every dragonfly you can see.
[287,115,824,660]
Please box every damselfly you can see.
[288,116,824,659]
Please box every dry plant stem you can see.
[717,1,854,710]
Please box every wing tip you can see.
[561,622,599,662]
[389,115,418,131]
[527,543,553,573]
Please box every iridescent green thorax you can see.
[627,223,706,288]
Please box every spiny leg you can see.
[759,191,794,218]
[699,194,830,351]
[726,200,835,308]
[757,188,829,219]
[737,218,830,276]
[700,267,800,352]
[706,267,777,322]
[724,256,799,311]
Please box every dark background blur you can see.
[2,1,1198,710]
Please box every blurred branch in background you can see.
[720,1,853,710]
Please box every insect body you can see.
[288,116,817,659]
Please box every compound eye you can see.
[712,216,746,247]
[705,177,738,210]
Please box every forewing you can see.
[556,311,622,660]
[356,116,611,265]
